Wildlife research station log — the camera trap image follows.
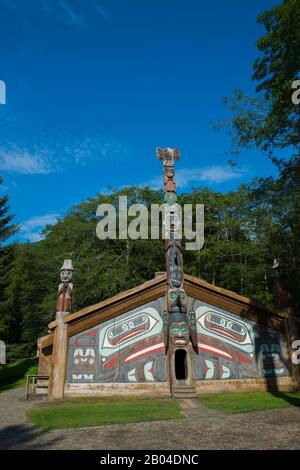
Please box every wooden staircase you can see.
[172,384,197,399]
[25,375,49,400]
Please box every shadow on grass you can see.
[0,358,37,393]
[272,392,300,407]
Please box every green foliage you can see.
[25,363,38,376]
[0,357,37,393]
[0,176,18,348]
[0,176,18,245]
[217,0,300,161]
[1,174,299,359]
[26,397,182,431]
[199,391,300,414]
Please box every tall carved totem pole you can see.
[157,148,195,395]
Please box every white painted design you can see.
[221,365,230,379]
[72,374,94,380]
[98,307,163,356]
[198,343,232,359]
[124,342,165,363]
[73,348,95,365]
[128,368,137,382]
[144,362,154,381]
[205,359,214,379]
[195,305,254,353]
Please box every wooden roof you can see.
[38,273,288,349]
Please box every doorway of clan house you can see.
[175,349,187,380]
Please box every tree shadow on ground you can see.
[0,424,60,450]
[270,392,300,407]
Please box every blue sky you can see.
[0,0,281,242]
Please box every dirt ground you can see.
[1,388,300,450]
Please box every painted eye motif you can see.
[169,291,177,301]
[170,327,179,336]
[208,313,225,326]
[179,291,186,300]
[181,325,188,335]
[227,321,245,334]
[108,324,128,338]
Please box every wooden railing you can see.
[25,375,49,400]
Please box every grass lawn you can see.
[27,396,183,431]
[199,391,300,414]
[0,358,37,393]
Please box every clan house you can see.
[37,148,299,400]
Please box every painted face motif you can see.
[188,311,197,327]
[99,308,162,355]
[60,269,73,282]
[106,314,151,346]
[165,149,173,160]
[170,321,189,348]
[203,312,248,343]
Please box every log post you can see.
[48,312,69,400]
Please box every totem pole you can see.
[56,259,74,316]
[272,259,300,389]
[49,259,74,400]
[157,148,194,390]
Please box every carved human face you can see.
[165,166,174,179]
[60,269,73,282]
[170,321,189,348]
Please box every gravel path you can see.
[1,388,300,450]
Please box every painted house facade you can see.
[37,148,299,399]
[38,272,296,399]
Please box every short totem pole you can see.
[56,259,74,316]
[49,259,74,400]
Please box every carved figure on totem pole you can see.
[56,259,74,315]
[166,237,183,288]
[157,147,180,194]
[272,259,290,310]
[158,147,196,388]
[169,313,189,348]
[188,310,198,349]
[157,147,187,319]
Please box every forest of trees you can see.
[0,161,299,360]
[0,0,299,360]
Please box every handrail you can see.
[25,375,49,400]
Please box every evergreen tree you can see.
[0,176,18,344]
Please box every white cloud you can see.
[0,0,110,26]
[64,138,128,165]
[20,213,60,242]
[143,165,248,190]
[0,146,52,174]
[58,0,85,26]
[94,1,110,21]
[0,137,127,174]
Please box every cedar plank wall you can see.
[37,274,294,395]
